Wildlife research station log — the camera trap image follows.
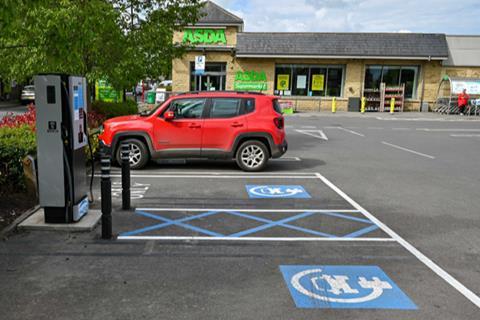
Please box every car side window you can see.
[243,98,255,114]
[168,99,206,119]
[210,98,242,118]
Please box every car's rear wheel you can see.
[115,138,149,170]
[236,140,269,172]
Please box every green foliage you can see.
[0,0,203,90]
[0,125,36,191]
[91,100,138,119]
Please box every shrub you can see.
[91,100,138,119]
[0,125,36,191]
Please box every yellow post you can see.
[332,97,336,113]
[390,97,395,114]
[361,97,366,113]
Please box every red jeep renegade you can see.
[98,91,287,171]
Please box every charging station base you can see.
[19,209,101,232]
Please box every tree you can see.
[0,0,203,91]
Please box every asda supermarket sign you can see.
[182,29,227,45]
[234,70,268,91]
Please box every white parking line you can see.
[315,172,480,309]
[381,141,435,159]
[271,156,302,162]
[108,171,315,175]
[136,208,360,213]
[117,236,396,242]
[417,128,480,132]
[295,129,328,141]
[337,127,365,137]
[450,134,480,137]
[96,174,319,179]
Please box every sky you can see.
[214,0,480,34]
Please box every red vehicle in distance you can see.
[98,91,287,171]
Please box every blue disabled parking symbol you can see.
[279,265,417,309]
[246,185,311,199]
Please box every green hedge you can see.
[0,125,36,191]
[91,100,138,119]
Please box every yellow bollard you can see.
[332,97,336,113]
[361,97,366,113]
[390,97,395,114]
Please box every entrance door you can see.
[191,63,226,91]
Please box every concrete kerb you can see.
[0,205,40,239]
[18,208,101,232]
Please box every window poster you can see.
[311,74,325,91]
[296,75,307,89]
[277,74,290,91]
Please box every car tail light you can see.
[274,117,284,129]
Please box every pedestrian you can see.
[458,88,470,115]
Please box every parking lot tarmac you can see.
[1,112,479,320]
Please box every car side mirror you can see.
[164,111,175,121]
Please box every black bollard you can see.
[101,156,112,239]
[121,142,131,210]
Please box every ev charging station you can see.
[34,74,90,223]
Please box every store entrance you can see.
[190,62,226,91]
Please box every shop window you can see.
[364,65,418,99]
[274,64,344,97]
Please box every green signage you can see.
[234,70,268,91]
[95,79,123,103]
[182,29,227,45]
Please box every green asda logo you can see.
[234,70,268,91]
[235,70,267,82]
[182,29,227,45]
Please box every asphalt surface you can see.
[1,112,480,319]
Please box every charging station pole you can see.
[121,142,131,210]
[101,156,112,239]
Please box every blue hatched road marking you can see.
[119,209,381,238]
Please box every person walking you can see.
[458,88,470,115]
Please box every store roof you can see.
[443,35,480,67]
[197,1,244,26]
[236,32,449,60]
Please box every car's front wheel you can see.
[115,138,149,170]
[236,140,269,172]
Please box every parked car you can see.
[98,91,287,171]
[20,85,35,105]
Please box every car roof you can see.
[172,91,275,99]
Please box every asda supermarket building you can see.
[172,1,480,111]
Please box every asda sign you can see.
[182,29,227,45]
[234,70,268,91]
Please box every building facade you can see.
[172,1,480,112]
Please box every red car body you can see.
[98,91,287,171]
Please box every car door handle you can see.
[231,122,244,128]
[189,123,201,129]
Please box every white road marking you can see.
[117,236,396,242]
[381,141,435,159]
[315,172,480,309]
[450,134,480,137]
[96,174,318,179]
[417,128,480,132]
[337,127,365,137]
[108,171,314,175]
[136,208,360,213]
[295,129,329,141]
[271,156,302,162]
